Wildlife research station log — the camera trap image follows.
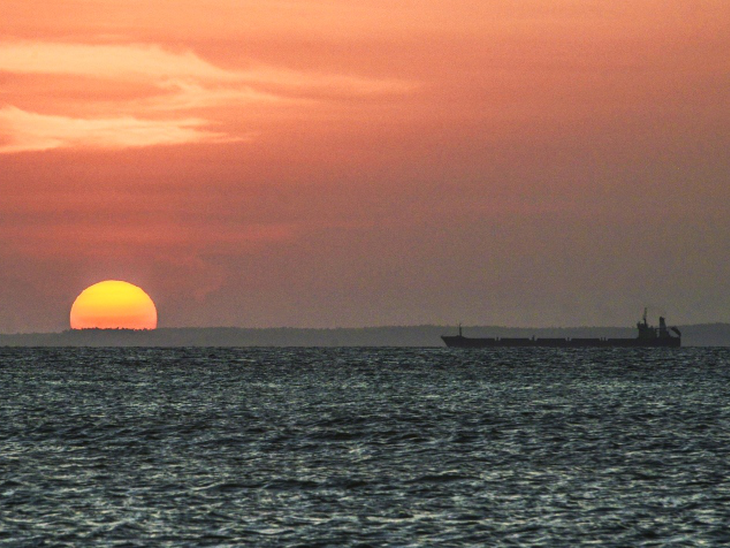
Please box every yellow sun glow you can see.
[70,280,158,330]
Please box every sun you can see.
[70,280,158,330]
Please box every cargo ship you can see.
[441,310,681,348]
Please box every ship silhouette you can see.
[441,309,681,348]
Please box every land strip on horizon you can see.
[1,324,729,347]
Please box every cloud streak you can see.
[0,42,413,93]
[0,41,415,153]
[0,106,237,153]
[0,42,234,81]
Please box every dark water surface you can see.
[2,347,730,546]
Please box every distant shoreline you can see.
[1,324,729,347]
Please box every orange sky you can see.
[1,1,729,331]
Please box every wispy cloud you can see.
[150,80,284,110]
[0,41,415,153]
[0,42,413,94]
[0,42,235,82]
[0,106,238,153]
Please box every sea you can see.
[1,347,729,547]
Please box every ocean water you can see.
[1,347,729,547]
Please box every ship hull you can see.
[441,335,681,348]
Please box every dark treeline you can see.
[1,323,729,347]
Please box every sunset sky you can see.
[1,0,728,332]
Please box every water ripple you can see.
[1,347,730,546]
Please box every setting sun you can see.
[70,280,158,330]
